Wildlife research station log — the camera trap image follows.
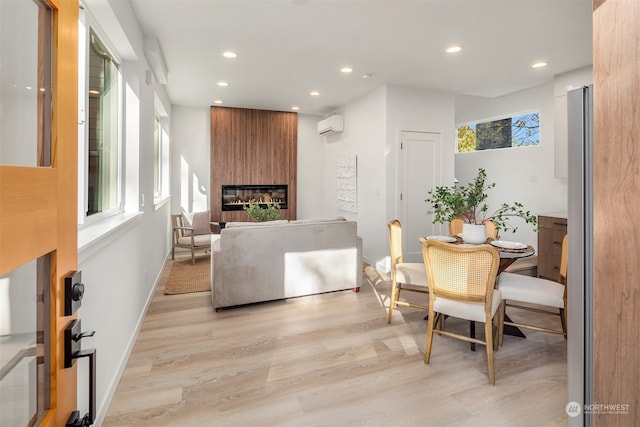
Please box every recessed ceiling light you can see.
[341,67,353,74]
[361,73,373,79]
[532,62,548,69]
[222,51,237,59]
[446,45,462,54]
[309,91,320,96]
[214,100,223,104]
[217,81,229,87]
[291,106,300,111]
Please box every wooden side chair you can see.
[421,238,502,385]
[496,234,568,345]
[171,212,213,265]
[386,219,429,323]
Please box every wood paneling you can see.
[593,0,640,424]
[210,107,297,222]
[0,167,57,273]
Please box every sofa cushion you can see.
[225,220,289,228]
[288,216,346,225]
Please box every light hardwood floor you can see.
[103,253,567,426]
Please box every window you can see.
[457,112,539,152]
[78,14,122,221]
[153,113,170,205]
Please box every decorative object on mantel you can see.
[243,200,283,222]
[425,168,537,243]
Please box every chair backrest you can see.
[559,234,568,285]
[387,219,403,272]
[448,217,498,239]
[421,238,499,305]
[171,214,188,242]
[448,218,464,236]
[483,219,498,239]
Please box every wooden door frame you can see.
[0,0,79,425]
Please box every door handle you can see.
[66,349,96,427]
[64,319,97,426]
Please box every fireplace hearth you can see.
[221,184,288,211]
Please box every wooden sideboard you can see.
[537,214,568,281]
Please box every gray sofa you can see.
[211,218,363,310]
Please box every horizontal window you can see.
[457,112,539,152]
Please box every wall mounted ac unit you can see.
[317,115,344,136]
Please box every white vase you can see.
[461,223,487,244]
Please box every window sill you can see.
[78,212,143,255]
[154,194,171,211]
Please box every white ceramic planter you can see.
[461,223,487,244]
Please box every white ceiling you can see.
[128,0,593,116]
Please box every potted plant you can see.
[425,168,537,243]
[243,200,283,222]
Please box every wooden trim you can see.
[48,0,79,425]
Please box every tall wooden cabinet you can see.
[537,214,568,281]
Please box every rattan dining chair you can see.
[386,219,429,323]
[496,234,568,345]
[421,237,502,385]
[448,218,498,239]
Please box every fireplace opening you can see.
[222,184,288,211]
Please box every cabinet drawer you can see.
[538,253,561,280]
[538,228,567,256]
[537,214,567,281]
[538,216,567,230]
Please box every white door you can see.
[399,131,442,262]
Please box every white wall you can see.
[454,82,565,250]
[73,1,173,424]
[386,85,457,239]
[319,86,388,265]
[170,106,211,214]
[296,114,325,219]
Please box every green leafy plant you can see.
[243,200,283,222]
[425,168,537,233]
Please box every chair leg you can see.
[191,248,195,265]
[560,307,567,338]
[172,245,175,260]
[424,310,436,364]
[469,321,476,351]
[497,300,506,347]
[485,319,495,385]
[386,280,399,324]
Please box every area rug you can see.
[164,257,211,295]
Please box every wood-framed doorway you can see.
[0,0,79,425]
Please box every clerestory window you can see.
[457,112,540,152]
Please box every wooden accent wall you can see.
[593,0,640,424]
[210,106,297,221]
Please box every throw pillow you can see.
[191,211,212,235]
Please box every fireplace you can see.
[221,184,288,211]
